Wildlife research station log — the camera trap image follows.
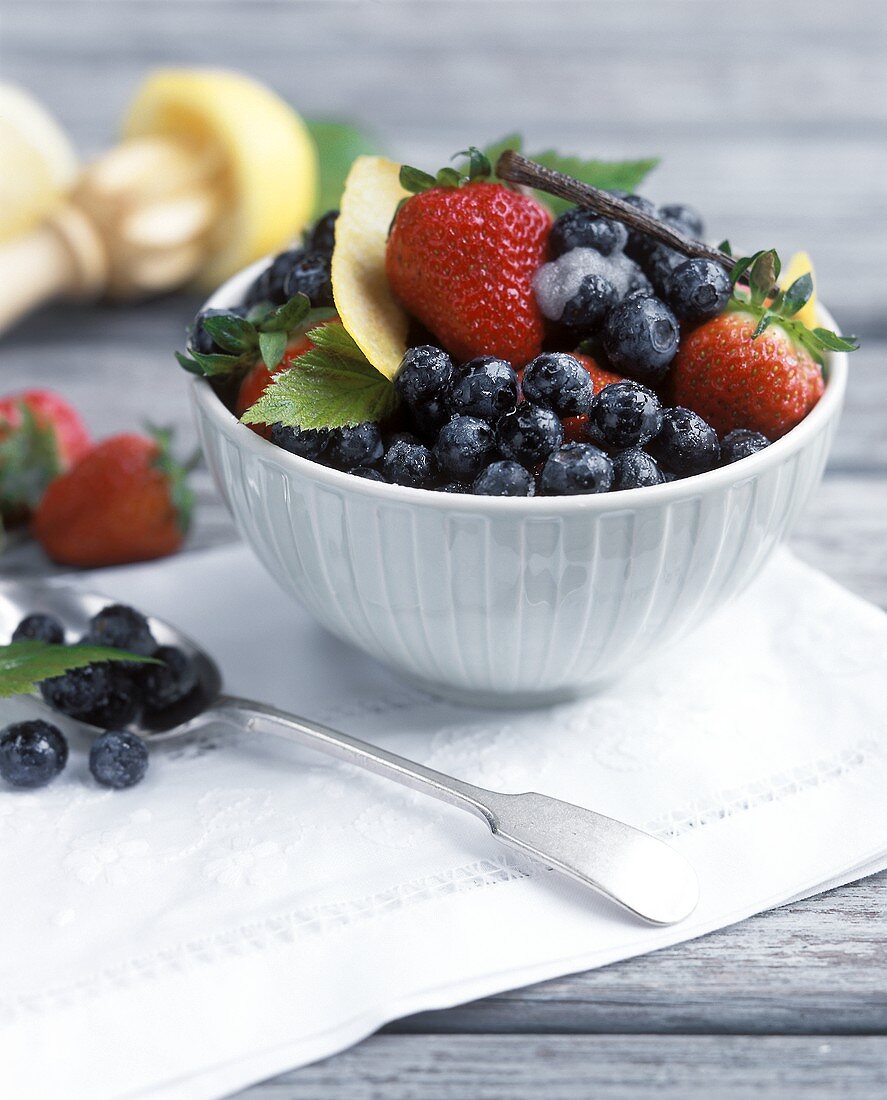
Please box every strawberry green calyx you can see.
[728,249,859,364]
[146,425,197,535]
[399,147,493,196]
[0,402,60,518]
[175,294,337,378]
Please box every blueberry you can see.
[587,381,663,449]
[539,444,614,496]
[620,194,659,260]
[244,248,304,306]
[189,307,248,355]
[659,203,705,238]
[667,259,731,324]
[720,428,771,464]
[437,481,472,494]
[270,423,330,461]
[0,720,68,789]
[446,356,518,421]
[142,646,198,711]
[348,467,388,482]
[382,439,438,489]
[559,274,619,335]
[306,210,338,254]
[282,249,334,307]
[611,447,666,490]
[86,604,156,656]
[81,666,142,729]
[408,396,451,440]
[497,402,563,466]
[394,346,454,409]
[602,295,679,385]
[643,244,685,297]
[648,407,720,476]
[41,662,114,719]
[12,613,64,645]
[89,731,149,790]
[434,416,497,480]
[522,353,594,418]
[473,460,535,497]
[550,208,628,257]
[326,423,384,469]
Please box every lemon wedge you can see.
[123,69,318,289]
[781,250,817,329]
[0,83,78,242]
[331,156,409,379]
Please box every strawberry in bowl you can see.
[182,143,856,703]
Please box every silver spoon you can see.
[1,581,699,926]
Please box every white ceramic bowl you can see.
[191,260,848,706]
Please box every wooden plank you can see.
[389,872,887,1037]
[234,1034,887,1099]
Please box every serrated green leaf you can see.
[0,642,159,699]
[261,293,311,334]
[242,326,398,430]
[201,313,258,354]
[305,119,381,217]
[258,331,287,371]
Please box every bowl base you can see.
[402,671,609,711]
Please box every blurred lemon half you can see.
[0,84,78,242]
[124,69,318,289]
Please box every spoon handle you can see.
[208,695,698,926]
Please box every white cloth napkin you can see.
[1,544,886,1100]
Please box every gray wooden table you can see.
[2,2,885,1096]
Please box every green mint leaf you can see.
[809,327,860,352]
[399,165,438,194]
[304,119,381,217]
[260,293,311,334]
[526,149,659,215]
[780,273,813,317]
[258,331,287,371]
[242,326,398,430]
[0,402,60,516]
[201,313,257,354]
[0,642,159,699]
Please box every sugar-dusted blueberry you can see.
[522,353,594,418]
[89,730,149,790]
[189,307,248,355]
[602,295,680,385]
[270,422,330,461]
[473,460,535,497]
[244,248,304,306]
[282,249,334,307]
[348,467,388,482]
[306,209,338,254]
[0,720,68,789]
[588,380,663,449]
[539,444,614,496]
[446,356,518,421]
[648,406,720,476]
[142,646,198,711]
[87,604,156,656]
[550,208,628,257]
[720,428,771,465]
[667,258,731,324]
[12,613,64,645]
[611,447,666,490]
[434,416,497,480]
[382,438,438,489]
[326,422,384,469]
[659,202,705,238]
[497,402,563,466]
[559,273,619,335]
[394,345,454,410]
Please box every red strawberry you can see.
[33,432,192,567]
[386,153,551,365]
[562,354,625,442]
[0,390,91,520]
[671,311,824,439]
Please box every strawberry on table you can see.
[33,431,192,567]
[0,390,91,521]
[386,148,551,365]
[670,250,857,438]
